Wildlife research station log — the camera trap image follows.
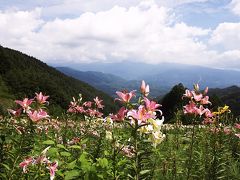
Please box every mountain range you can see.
[53,62,240,86]
[56,62,240,98]
[56,67,169,98]
[1,45,239,117]
[55,65,240,116]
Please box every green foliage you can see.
[1,107,240,179]
[209,86,240,116]
[160,83,186,123]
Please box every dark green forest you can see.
[0,46,118,115]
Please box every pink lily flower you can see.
[144,97,161,112]
[223,127,231,135]
[34,146,51,164]
[86,108,97,117]
[67,107,76,113]
[35,92,49,104]
[183,89,192,98]
[191,91,203,102]
[235,123,240,129]
[96,111,103,118]
[111,107,127,122]
[8,108,22,117]
[115,90,136,103]
[235,133,240,138]
[27,109,49,122]
[15,98,33,111]
[204,87,209,95]
[183,101,198,115]
[48,161,58,180]
[140,80,150,96]
[128,105,153,124]
[75,106,85,113]
[94,96,104,109]
[196,105,206,116]
[83,101,92,108]
[204,108,214,118]
[203,118,214,125]
[19,157,33,173]
[200,96,211,105]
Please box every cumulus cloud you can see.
[209,22,240,50]
[42,0,210,19]
[0,0,239,69]
[0,8,43,41]
[1,0,210,19]
[229,0,240,16]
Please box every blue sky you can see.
[0,0,240,69]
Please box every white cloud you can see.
[0,8,43,38]
[0,0,239,70]
[38,0,210,19]
[209,22,240,50]
[230,0,240,16]
[215,50,240,69]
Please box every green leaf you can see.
[0,173,7,179]
[97,174,104,179]
[104,150,109,156]
[42,140,55,145]
[57,144,66,149]
[64,170,80,180]
[79,153,91,172]
[79,152,88,162]
[67,160,77,169]
[48,148,58,157]
[0,163,10,171]
[140,170,151,175]
[60,151,71,157]
[80,138,88,145]
[97,158,108,168]
[69,145,81,149]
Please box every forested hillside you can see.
[0,46,117,115]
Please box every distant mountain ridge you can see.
[144,64,240,89]
[0,46,117,115]
[51,62,240,89]
[56,65,240,116]
[56,67,169,98]
[56,61,240,98]
[56,67,128,96]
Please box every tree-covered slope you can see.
[209,86,240,116]
[0,46,117,115]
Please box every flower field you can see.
[0,81,240,180]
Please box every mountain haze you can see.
[56,67,169,98]
[52,62,240,89]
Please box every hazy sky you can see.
[0,0,240,69]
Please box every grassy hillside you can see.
[0,46,117,115]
